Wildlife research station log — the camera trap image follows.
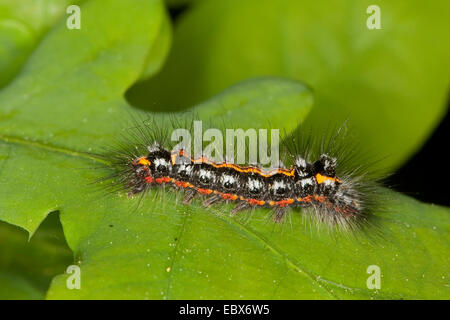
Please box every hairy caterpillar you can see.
[97,115,382,230]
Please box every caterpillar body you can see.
[131,145,360,221]
[99,116,380,230]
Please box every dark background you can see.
[389,105,449,206]
[168,5,449,207]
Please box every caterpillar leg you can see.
[231,201,252,215]
[273,206,287,223]
[182,188,196,205]
[202,194,223,208]
[126,182,147,198]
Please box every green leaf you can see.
[128,0,450,172]
[0,0,448,300]
[0,0,172,234]
[139,5,173,81]
[0,0,313,299]
[0,213,73,300]
[0,0,84,88]
[46,192,450,300]
[192,76,312,133]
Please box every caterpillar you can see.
[98,115,381,230]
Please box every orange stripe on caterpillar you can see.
[246,198,265,206]
[197,188,213,195]
[155,177,171,184]
[267,199,294,207]
[220,193,238,201]
[316,173,341,184]
[171,150,295,177]
[313,195,327,203]
[275,199,295,207]
[145,176,153,183]
[137,157,151,166]
[175,181,193,188]
[297,195,312,202]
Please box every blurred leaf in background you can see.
[0,212,72,300]
[0,0,84,88]
[127,0,450,173]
